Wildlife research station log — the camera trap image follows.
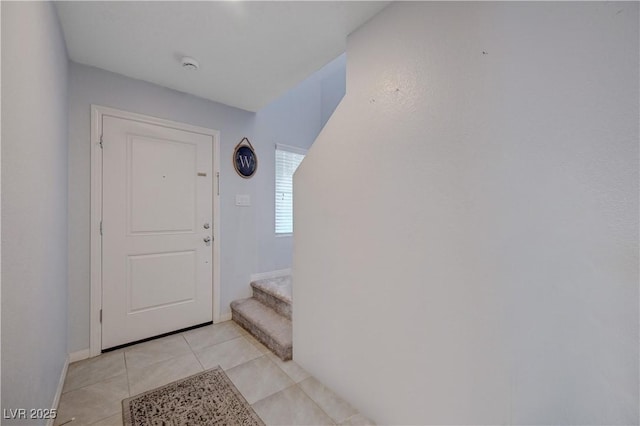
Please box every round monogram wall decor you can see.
[233,137,258,179]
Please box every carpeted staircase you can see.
[231,275,292,361]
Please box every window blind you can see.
[275,145,306,234]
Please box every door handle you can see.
[203,236,212,246]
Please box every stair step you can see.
[231,297,292,361]
[251,276,292,320]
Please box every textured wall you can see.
[1,2,69,421]
[294,2,639,424]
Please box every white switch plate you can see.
[235,194,251,206]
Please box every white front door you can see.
[101,115,213,349]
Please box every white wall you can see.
[1,2,69,421]
[67,56,345,353]
[294,2,638,424]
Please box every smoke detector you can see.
[181,56,199,71]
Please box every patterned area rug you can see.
[122,366,265,426]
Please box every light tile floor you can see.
[55,321,375,426]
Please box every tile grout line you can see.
[263,350,312,385]
[123,335,195,374]
[59,323,277,426]
[57,379,125,426]
[249,382,298,407]
[185,328,249,354]
[193,335,256,361]
[184,332,207,371]
[61,352,123,394]
[69,323,324,425]
[267,355,301,384]
[297,379,345,425]
[184,328,262,372]
[189,334,245,353]
[225,354,295,408]
[340,413,366,425]
[56,373,129,397]
[251,383,338,425]
[242,333,274,358]
[123,350,132,398]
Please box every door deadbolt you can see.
[203,223,210,229]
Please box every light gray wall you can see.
[68,56,345,352]
[320,54,346,129]
[253,54,346,274]
[294,2,638,424]
[1,2,69,422]
[68,62,252,352]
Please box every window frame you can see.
[275,143,307,236]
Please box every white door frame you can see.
[90,105,221,357]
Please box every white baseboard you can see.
[69,348,91,363]
[250,268,291,282]
[48,355,69,426]
[215,312,232,323]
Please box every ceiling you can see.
[55,1,389,112]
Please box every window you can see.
[275,144,306,234]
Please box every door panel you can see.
[129,135,196,234]
[127,250,196,312]
[101,116,213,349]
